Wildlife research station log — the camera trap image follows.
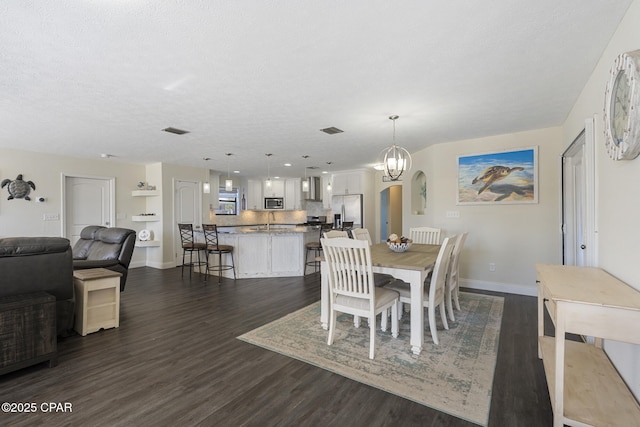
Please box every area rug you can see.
[238,292,504,426]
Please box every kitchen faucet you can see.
[267,211,275,230]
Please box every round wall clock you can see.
[604,49,640,160]
[138,229,151,241]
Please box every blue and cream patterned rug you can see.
[238,292,503,426]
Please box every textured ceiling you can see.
[0,1,632,178]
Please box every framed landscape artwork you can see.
[457,146,538,205]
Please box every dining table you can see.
[320,242,441,355]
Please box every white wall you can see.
[0,147,148,267]
[403,127,562,295]
[0,148,210,270]
[562,0,640,401]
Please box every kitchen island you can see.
[215,225,319,278]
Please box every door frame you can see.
[561,117,597,266]
[61,174,116,239]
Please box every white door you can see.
[174,179,201,266]
[64,176,113,245]
[562,119,597,267]
[565,147,585,266]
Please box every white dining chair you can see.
[351,228,373,245]
[321,237,399,359]
[446,232,468,321]
[409,227,441,245]
[324,230,349,239]
[385,235,456,345]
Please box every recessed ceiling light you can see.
[320,127,344,135]
[284,163,292,167]
[233,170,240,174]
[162,127,190,135]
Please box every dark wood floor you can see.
[0,267,554,426]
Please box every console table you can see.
[536,264,640,427]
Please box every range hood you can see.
[304,176,322,201]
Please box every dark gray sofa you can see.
[72,226,136,292]
[0,237,75,336]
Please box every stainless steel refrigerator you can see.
[331,194,363,228]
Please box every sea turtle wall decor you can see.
[1,174,36,200]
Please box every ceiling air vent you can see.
[162,127,190,135]
[320,127,344,135]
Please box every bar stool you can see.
[202,224,236,283]
[304,223,333,274]
[177,223,207,279]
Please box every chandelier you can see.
[380,115,412,181]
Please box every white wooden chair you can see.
[446,232,468,321]
[321,237,399,359]
[351,228,372,245]
[409,227,441,245]
[324,230,349,239]
[385,236,456,345]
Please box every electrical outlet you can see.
[43,213,59,221]
[446,211,460,218]
[489,263,496,272]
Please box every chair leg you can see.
[446,287,456,322]
[304,248,309,275]
[381,310,388,332]
[391,302,398,338]
[369,316,375,359]
[218,251,223,283]
[453,287,461,311]
[440,303,449,330]
[229,252,236,280]
[204,251,210,281]
[429,305,439,345]
[327,310,337,346]
[181,249,186,277]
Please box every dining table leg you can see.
[409,270,425,355]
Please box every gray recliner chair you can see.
[72,226,136,291]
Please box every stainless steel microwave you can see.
[264,197,284,209]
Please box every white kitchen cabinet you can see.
[247,179,263,210]
[271,234,302,274]
[284,178,301,210]
[331,172,363,195]
[236,234,270,275]
[263,179,285,198]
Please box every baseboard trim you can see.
[460,278,537,297]
[130,261,177,270]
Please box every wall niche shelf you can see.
[131,190,159,197]
[411,170,426,215]
[134,240,160,248]
[132,215,160,222]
